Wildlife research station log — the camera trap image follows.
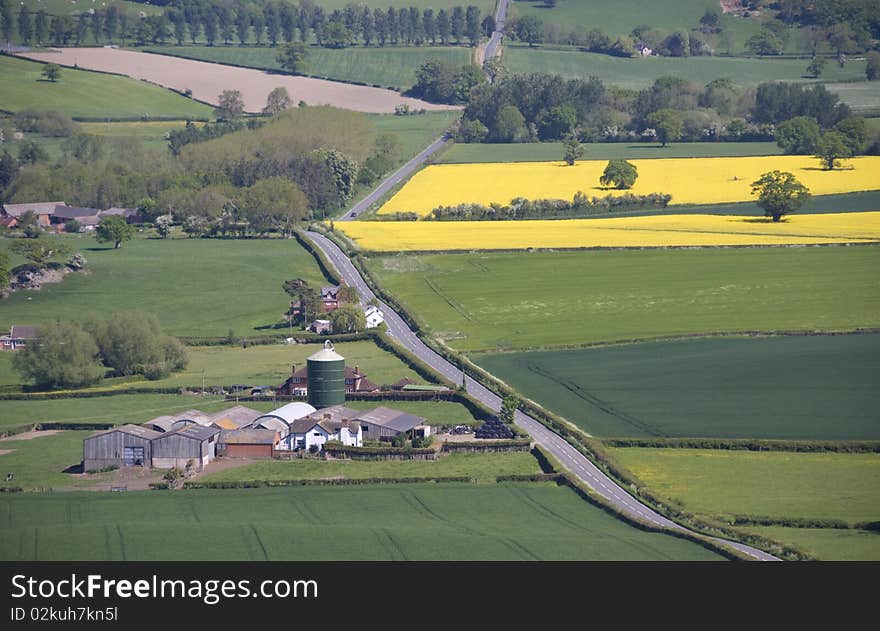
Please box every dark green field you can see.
[477,334,880,439]
[440,141,783,163]
[0,235,325,337]
[0,485,723,560]
[373,246,880,352]
[144,45,472,90]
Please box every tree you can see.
[12,321,104,389]
[16,210,41,238]
[18,6,32,44]
[834,116,868,154]
[95,214,134,249]
[34,8,48,44]
[337,284,358,304]
[600,159,638,189]
[40,64,61,83]
[494,104,527,142]
[747,30,783,55]
[277,41,308,74]
[538,105,576,140]
[1,0,13,44]
[499,395,519,424]
[329,304,365,333]
[11,238,73,266]
[436,9,450,44]
[806,56,826,79]
[64,219,81,234]
[562,134,583,166]
[515,15,542,47]
[154,214,173,238]
[775,116,821,154]
[750,170,811,222]
[0,249,9,290]
[699,7,720,33]
[244,176,309,236]
[86,312,187,379]
[815,130,853,170]
[481,14,495,37]
[483,56,505,83]
[464,5,480,46]
[263,86,292,115]
[645,109,683,146]
[866,51,880,80]
[0,151,18,192]
[214,89,245,120]
[451,6,464,43]
[17,140,48,165]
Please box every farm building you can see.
[51,205,102,227]
[283,405,364,451]
[252,401,316,439]
[365,305,385,329]
[151,425,220,470]
[0,201,62,226]
[357,406,429,441]
[310,319,332,334]
[276,364,380,397]
[221,428,280,459]
[0,325,37,351]
[83,424,161,471]
[210,405,263,430]
[321,285,341,311]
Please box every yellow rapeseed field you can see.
[336,212,880,251]
[377,156,880,216]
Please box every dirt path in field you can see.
[17,48,458,115]
[0,429,61,441]
[0,449,14,456]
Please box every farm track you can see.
[303,229,780,561]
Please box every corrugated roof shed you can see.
[222,428,278,445]
[2,201,65,217]
[88,424,163,440]
[357,406,426,433]
[159,425,220,442]
[209,405,263,428]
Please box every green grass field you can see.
[200,451,540,484]
[0,484,723,560]
[477,335,880,439]
[370,110,459,159]
[440,141,783,163]
[20,0,162,18]
[610,448,880,522]
[0,394,228,430]
[0,430,110,491]
[826,81,880,114]
[372,246,880,352]
[503,45,867,90]
[0,235,326,337]
[143,45,473,90]
[0,55,213,121]
[742,526,880,561]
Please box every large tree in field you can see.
[86,312,187,379]
[10,238,72,265]
[277,41,308,73]
[13,321,105,389]
[244,176,309,236]
[41,63,61,82]
[263,86,293,114]
[815,130,853,170]
[515,15,542,47]
[600,159,638,189]
[750,170,811,222]
[95,214,134,249]
[775,116,821,154]
[646,109,683,146]
[214,89,245,120]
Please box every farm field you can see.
[371,246,880,351]
[0,394,227,431]
[441,141,783,163]
[0,235,326,337]
[375,156,880,215]
[370,110,459,159]
[20,0,162,17]
[0,55,213,121]
[826,81,880,114]
[742,526,880,561]
[0,430,113,491]
[17,48,453,114]
[504,45,868,91]
[609,448,880,523]
[0,485,724,560]
[199,451,540,484]
[339,211,880,251]
[476,335,880,439]
[144,45,473,91]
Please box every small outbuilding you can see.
[221,428,279,459]
[357,406,427,441]
[151,425,220,470]
[83,424,161,471]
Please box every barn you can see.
[83,424,161,471]
[221,428,279,459]
[357,407,427,441]
[151,425,220,470]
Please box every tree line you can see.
[0,0,487,49]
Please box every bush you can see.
[425,192,671,221]
[12,109,77,137]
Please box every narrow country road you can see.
[485,0,509,61]
[303,230,779,561]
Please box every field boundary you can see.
[603,437,880,453]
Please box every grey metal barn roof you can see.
[52,205,100,219]
[86,424,163,441]
[209,405,263,428]
[356,407,426,433]
[1,201,65,217]
[155,425,219,442]
[222,428,278,445]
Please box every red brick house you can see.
[276,364,380,396]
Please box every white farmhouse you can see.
[364,305,385,329]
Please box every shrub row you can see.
[425,193,673,221]
[294,228,342,285]
[0,387,184,401]
[496,473,562,483]
[178,331,373,347]
[603,437,880,453]
[183,476,473,489]
[0,424,36,438]
[323,443,436,457]
[0,486,23,493]
[148,482,171,490]
[441,439,531,452]
[731,515,851,529]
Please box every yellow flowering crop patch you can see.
[377,156,880,216]
[337,212,880,251]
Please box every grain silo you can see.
[307,340,346,408]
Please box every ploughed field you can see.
[375,156,880,216]
[340,211,880,250]
[0,485,723,560]
[16,48,454,115]
[370,246,880,351]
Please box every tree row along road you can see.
[304,230,779,561]
[340,0,509,220]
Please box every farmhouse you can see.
[283,405,364,451]
[321,285,341,311]
[0,201,62,226]
[276,364,380,396]
[0,325,37,351]
[365,305,385,329]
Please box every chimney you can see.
[291,364,296,377]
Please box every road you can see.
[304,230,779,561]
[485,0,509,61]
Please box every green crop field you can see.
[200,451,540,484]
[370,110,459,158]
[742,526,880,561]
[0,55,213,121]
[610,448,880,523]
[143,45,472,90]
[503,45,867,91]
[441,141,783,163]
[826,81,880,114]
[0,394,228,431]
[477,335,880,439]
[372,246,880,352]
[20,0,162,17]
[0,430,112,491]
[0,234,326,337]
[0,484,723,560]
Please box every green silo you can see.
[307,340,346,408]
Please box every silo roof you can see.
[308,340,344,362]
